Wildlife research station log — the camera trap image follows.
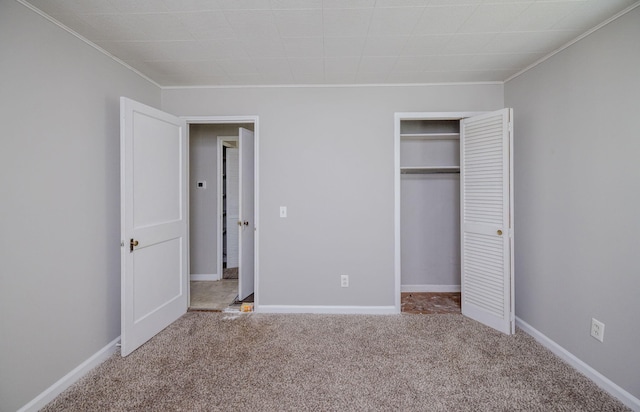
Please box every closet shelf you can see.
[401,166,460,174]
[400,133,459,140]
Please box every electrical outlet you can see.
[590,318,605,342]
[341,275,349,288]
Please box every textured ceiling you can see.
[23,0,638,87]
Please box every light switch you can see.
[280,206,287,218]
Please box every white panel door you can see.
[238,128,255,301]
[460,108,514,335]
[120,97,188,356]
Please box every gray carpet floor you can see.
[42,312,629,411]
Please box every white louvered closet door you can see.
[460,108,514,335]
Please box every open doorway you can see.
[188,121,256,311]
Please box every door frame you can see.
[393,111,483,313]
[216,135,239,283]
[183,116,260,309]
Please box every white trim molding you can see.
[190,274,219,281]
[163,81,502,90]
[17,336,120,412]
[257,305,398,315]
[401,284,461,293]
[516,317,640,411]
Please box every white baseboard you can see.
[17,336,120,412]
[190,273,219,281]
[516,317,640,412]
[257,305,398,315]
[401,284,461,293]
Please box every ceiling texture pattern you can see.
[23,0,638,87]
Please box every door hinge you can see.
[508,122,513,132]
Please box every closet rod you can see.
[400,169,460,175]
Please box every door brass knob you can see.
[497,230,503,236]
[132,240,139,246]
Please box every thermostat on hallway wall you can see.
[197,181,206,189]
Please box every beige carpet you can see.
[42,313,629,411]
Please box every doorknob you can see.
[238,221,243,226]
[497,230,503,236]
[130,239,139,252]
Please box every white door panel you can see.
[238,128,255,301]
[132,238,183,321]
[132,113,182,228]
[461,108,514,335]
[121,97,188,356]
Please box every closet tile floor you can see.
[401,292,461,314]
[190,279,238,311]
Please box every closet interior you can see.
[400,117,462,292]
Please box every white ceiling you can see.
[23,0,638,87]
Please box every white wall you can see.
[505,6,640,400]
[0,1,160,410]
[163,84,503,308]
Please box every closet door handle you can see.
[497,230,503,236]
[243,221,249,226]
